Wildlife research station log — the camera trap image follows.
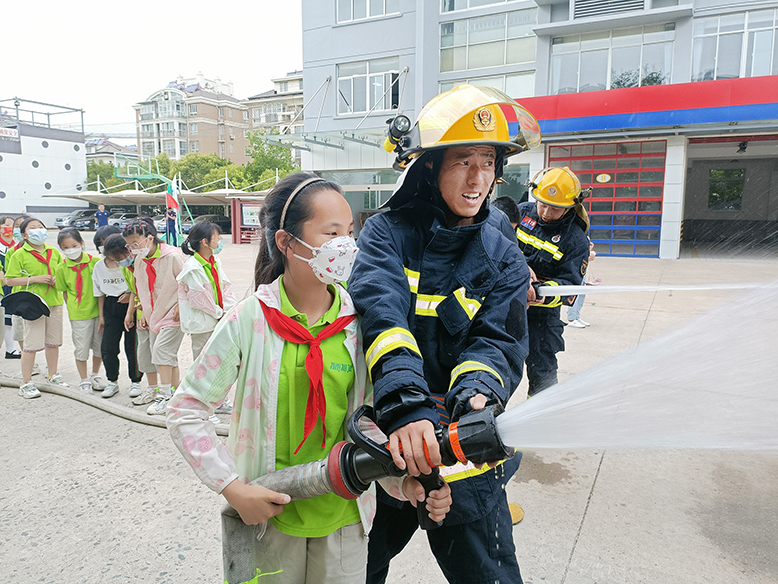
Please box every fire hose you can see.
[221,404,513,583]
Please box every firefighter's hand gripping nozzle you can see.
[221,405,513,582]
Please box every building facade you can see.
[298,0,778,258]
[133,74,251,165]
[0,99,89,225]
[244,71,306,165]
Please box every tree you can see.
[171,153,228,190]
[201,163,250,191]
[245,128,300,185]
[86,161,125,191]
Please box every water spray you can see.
[221,404,513,583]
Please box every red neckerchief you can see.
[142,256,156,309]
[69,255,92,303]
[14,241,24,250]
[28,247,53,275]
[207,256,223,308]
[258,299,355,454]
[0,236,14,248]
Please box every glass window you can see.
[162,140,176,157]
[717,33,744,79]
[506,37,536,64]
[615,186,638,198]
[693,36,717,81]
[641,141,666,153]
[180,141,187,156]
[748,9,775,29]
[189,141,199,153]
[611,45,641,88]
[551,24,675,93]
[505,72,535,98]
[189,104,197,115]
[708,169,744,210]
[719,13,745,33]
[338,58,399,114]
[442,0,505,10]
[642,41,672,85]
[469,14,505,44]
[746,30,774,76]
[440,9,537,72]
[617,158,641,168]
[552,53,579,94]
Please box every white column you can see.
[659,136,688,259]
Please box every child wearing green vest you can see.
[55,228,107,394]
[167,174,452,584]
[4,217,68,398]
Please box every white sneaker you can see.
[146,396,169,416]
[102,382,119,398]
[579,319,591,327]
[19,381,41,399]
[132,387,157,406]
[48,374,69,387]
[129,382,142,398]
[79,381,94,395]
[567,319,586,328]
[91,375,107,391]
[32,363,41,376]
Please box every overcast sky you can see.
[2,1,302,140]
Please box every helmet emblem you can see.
[548,186,558,196]
[473,107,496,132]
[552,235,561,243]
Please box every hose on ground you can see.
[0,375,229,436]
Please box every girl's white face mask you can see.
[62,247,83,260]
[293,235,358,284]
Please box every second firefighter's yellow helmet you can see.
[528,166,583,208]
[386,84,541,170]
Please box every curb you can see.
[0,375,229,437]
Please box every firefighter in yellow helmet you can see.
[350,84,540,584]
[516,166,591,396]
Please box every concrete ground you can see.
[1,232,777,583]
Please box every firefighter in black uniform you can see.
[516,166,590,396]
[349,84,542,584]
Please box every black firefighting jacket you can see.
[349,198,530,437]
[516,201,589,314]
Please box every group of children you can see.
[0,214,236,417]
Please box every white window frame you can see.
[189,123,198,135]
[440,71,536,98]
[691,9,778,82]
[189,104,197,115]
[337,57,401,115]
[190,141,200,153]
[243,110,249,122]
[441,0,507,13]
[550,23,675,94]
[337,0,400,23]
[440,9,538,74]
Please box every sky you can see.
[1,0,303,142]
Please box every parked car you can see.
[108,213,139,228]
[153,215,167,233]
[73,216,97,231]
[55,209,96,229]
[181,214,231,234]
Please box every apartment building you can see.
[243,71,305,163]
[133,74,251,164]
[294,0,778,257]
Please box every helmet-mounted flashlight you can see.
[384,114,412,153]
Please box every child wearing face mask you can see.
[4,218,67,397]
[92,233,144,399]
[167,173,449,584]
[177,221,237,359]
[116,234,160,403]
[0,216,20,359]
[122,218,185,415]
[4,214,33,360]
[54,228,106,394]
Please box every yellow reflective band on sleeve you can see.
[516,230,564,261]
[453,287,482,320]
[403,267,420,294]
[537,280,562,308]
[449,360,504,391]
[365,327,422,375]
[415,293,446,317]
[439,459,505,483]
